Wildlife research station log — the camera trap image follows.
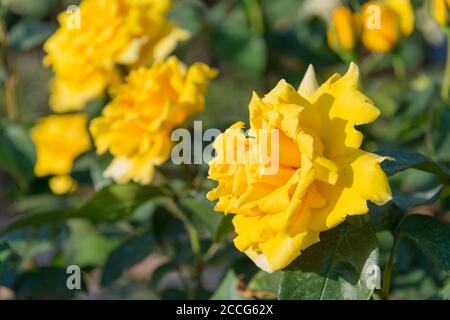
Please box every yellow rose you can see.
[44,0,189,113]
[327,6,359,52]
[90,56,217,185]
[361,0,414,53]
[430,0,450,27]
[31,114,91,193]
[207,63,392,272]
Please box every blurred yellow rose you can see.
[207,64,392,272]
[327,6,359,52]
[90,56,217,185]
[430,0,450,27]
[361,0,414,53]
[44,0,189,113]
[49,175,78,195]
[31,113,91,194]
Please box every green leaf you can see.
[169,2,205,37]
[399,35,424,73]
[210,270,247,300]
[162,288,187,299]
[377,150,450,178]
[260,0,302,25]
[13,267,85,299]
[429,279,450,300]
[366,77,402,118]
[0,123,36,190]
[6,224,68,261]
[83,98,109,119]
[101,231,155,286]
[279,217,380,300]
[2,0,60,18]
[431,106,450,161]
[4,185,168,232]
[397,214,450,273]
[211,25,267,79]
[8,20,56,51]
[178,196,222,238]
[0,239,11,274]
[402,80,435,119]
[247,271,281,299]
[392,185,443,212]
[0,239,17,288]
[150,261,177,289]
[89,152,113,191]
[152,205,185,244]
[64,220,119,267]
[128,200,157,225]
[15,194,80,214]
[214,214,235,242]
[369,202,403,232]
[78,184,168,222]
[5,209,77,232]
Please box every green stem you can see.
[392,54,406,81]
[441,34,450,102]
[243,0,264,35]
[181,163,194,191]
[4,75,18,121]
[382,236,398,300]
[165,198,203,299]
[177,265,195,300]
[165,198,201,257]
[0,20,19,121]
[204,242,221,262]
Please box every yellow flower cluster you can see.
[31,114,91,194]
[327,0,414,54]
[327,7,359,52]
[33,0,215,194]
[90,57,217,185]
[44,0,188,113]
[207,63,392,272]
[430,0,450,27]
